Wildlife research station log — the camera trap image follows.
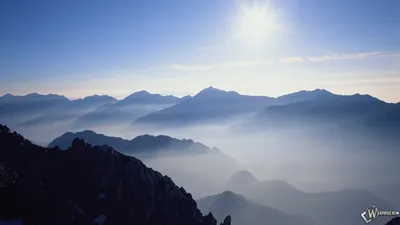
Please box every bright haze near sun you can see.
[235,1,281,46]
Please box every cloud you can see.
[306,51,393,62]
[169,64,214,73]
[168,51,400,73]
[169,60,274,73]
[280,57,304,63]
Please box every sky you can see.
[1,0,399,102]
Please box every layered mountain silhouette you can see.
[0,93,70,114]
[133,87,274,127]
[238,89,400,148]
[224,171,393,225]
[197,191,313,225]
[0,124,230,225]
[48,130,210,156]
[0,93,71,126]
[0,93,118,128]
[251,90,394,127]
[16,95,118,127]
[76,91,181,127]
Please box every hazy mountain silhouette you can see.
[134,87,274,127]
[253,92,390,126]
[0,93,69,115]
[71,95,118,107]
[76,91,180,127]
[224,171,393,225]
[0,93,72,127]
[239,91,400,147]
[273,89,335,105]
[116,90,179,105]
[0,124,230,225]
[48,130,210,156]
[197,191,313,225]
[16,95,118,127]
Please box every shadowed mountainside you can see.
[0,124,230,225]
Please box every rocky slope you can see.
[0,124,230,225]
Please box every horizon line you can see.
[1,87,398,104]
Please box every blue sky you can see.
[1,0,399,102]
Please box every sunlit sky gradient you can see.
[1,0,399,102]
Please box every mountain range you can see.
[0,93,117,127]
[0,124,230,225]
[133,86,274,127]
[2,87,399,147]
[223,170,393,225]
[2,88,399,131]
[75,91,181,127]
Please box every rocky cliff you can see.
[0,124,230,225]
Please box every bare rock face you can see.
[0,124,230,225]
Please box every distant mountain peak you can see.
[227,170,259,185]
[26,92,40,97]
[1,93,14,97]
[134,90,151,95]
[121,90,179,104]
[82,94,116,100]
[312,88,332,93]
[194,87,239,98]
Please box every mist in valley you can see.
[9,117,399,225]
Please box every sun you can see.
[236,2,280,44]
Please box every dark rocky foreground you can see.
[386,217,400,225]
[0,124,230,225]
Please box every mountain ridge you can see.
[48,130,212,156]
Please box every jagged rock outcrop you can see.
[0,124,229,225]
[386,217,400,225]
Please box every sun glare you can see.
[236,2,280,44]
